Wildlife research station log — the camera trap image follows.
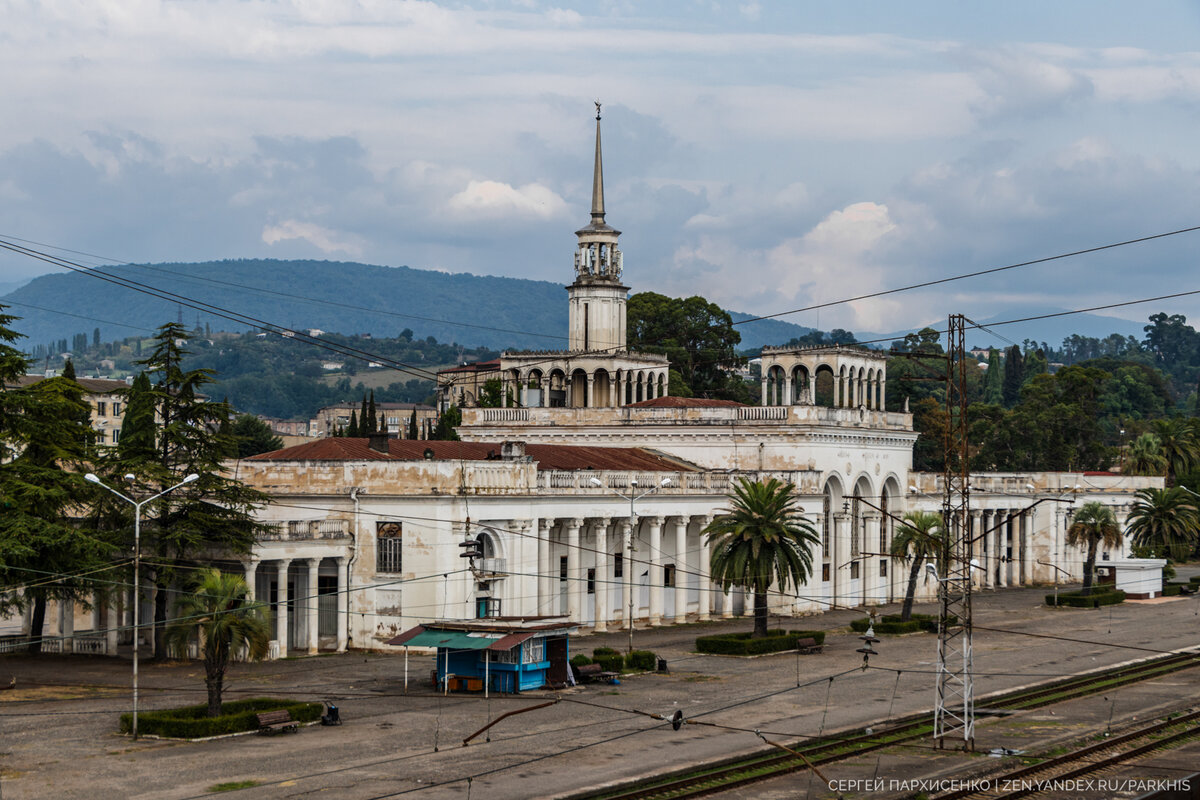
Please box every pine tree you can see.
[408,407,419,440]
[347,410,360,437]
[99,323,268,660]
[62,359,76,381]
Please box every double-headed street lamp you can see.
[85,471,199,741]
[589,476,671,654]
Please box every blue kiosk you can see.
[389,617,576,694]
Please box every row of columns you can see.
[537,515,723,627]
[244,557,349,658]
[761,370,886,410]
[502,368,668,409]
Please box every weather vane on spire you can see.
[595,100,601,120]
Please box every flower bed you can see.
[695,629,826,656]
[119,697,323,739]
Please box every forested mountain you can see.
[0,259,822,353]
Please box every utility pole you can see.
[935,313,973,750]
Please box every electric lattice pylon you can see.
[935,313,973,750]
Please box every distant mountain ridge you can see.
[0,258,819,352]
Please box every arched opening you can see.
[635,370,646,403]
[656,372,666,399]
[821,476,844,584]
[569,368,589,408]
[547,369,567,407]
[593,368,612,407]
[791,366,810,405]
[814,365,836,407]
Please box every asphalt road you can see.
[3,580,1200,800]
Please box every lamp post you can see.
[85,471,199,741]
[590,476,671,654]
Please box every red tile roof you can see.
[626,396,745,408]
[245,438,693,472]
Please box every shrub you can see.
[1045,590,1126,608]
[118,698,322,739]
[570,654,593,668]
[695,629,825,656]
[592,650,625,672]
[626,650,658,671]
[1163,584,1183,597]
[849,614,950,634]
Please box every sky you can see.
[3,0,1200,341]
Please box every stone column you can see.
[998,512,1009,588]
[1018,510,1029,585]
[306,559,320,653]
[538,519,555,615]
[585,375,595,408]
[697,516,712,621]
[276,559,291,657]
[336,556,349,652]
[833,513,850,606]
[244,559,259,601]
[620,520,634,623]
[60,600,74,653]
[106,597,120,655]
[970,510,984,589]
[760,375,768,406]
[593,518,609,631]
[673,516,688,623]
[566,519,584,621]
[782,374,792,406]
[647,517,664,625]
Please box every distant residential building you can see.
[14,375,129,446]
[310,401,437,438]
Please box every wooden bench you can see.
[575,663,619,684]
[256,709,299,735]
[795,637,823,655]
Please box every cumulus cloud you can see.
[261,220,363,256]
[447,180,568,220]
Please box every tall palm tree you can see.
[1066,502,1122,596]
[704,477,820,639]
[166,568,271,717]
[890,511,944,621]
[1124,433,1167,477]
[1125,487,1200,561]
[1151,418,1199,486]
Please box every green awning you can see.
[398,630,500,650]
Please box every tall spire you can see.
[591,101,605,225]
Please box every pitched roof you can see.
[12,375,129,393]
[245,437,693,472]
[437,359,501,375]
[626,396,745,408]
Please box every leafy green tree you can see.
[1125,488,1200,561]
[100,323,268,660]
[230,415,284,458]
[627,292,747,401]
[1022,348,1048,383]
[165,568,270,717]
[912,398,948,472]
[704,478,819,638]
[1124,433,1167,477]
[1066,502,1121,595]
[890,511,944,621]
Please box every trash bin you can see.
[657,657,669,673]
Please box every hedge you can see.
[119,697,323,739]
[592,650,625,672]
[1044,590,1126,608]
[1163,584,1183,597]
[627,650,658,672]
[695,629,826,656]
[849,614,952,635]
[570,654,593,668]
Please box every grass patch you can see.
[119,697,322,739]
[209,780,261,792]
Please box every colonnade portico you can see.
[244,552,350,658]
[760,344,888,410]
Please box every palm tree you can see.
[890,511,944,621]
[1125,487,1200,561]
[1124,433,1167,477]
[704,478,820,639]
[166,568,271,717]
[1151,419,1199,486]
[1066,502,1122,596]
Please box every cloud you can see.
[261,220,363,256]
[446,180,568,220]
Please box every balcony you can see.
[259,519,351,541]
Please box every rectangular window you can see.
[96,429,106,443]
[376,521,403,573]
[850,561,860,579]
[522,638,545,664]
[111,429,120,443]
[493,645,519,664]
[822,563,830,582]
[112,402,121,416]
[477,597,501,619]
[587,568,595,594]
[613,553,623,578]
[559,555,568,582]
[663,564,675,588]
[96,401,107,416]
[880,559,888,578]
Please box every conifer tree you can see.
[408,407,419,440]
[347,410,360,437]
[359,394,369,435]
[367,391,378,435]
[1001,345,1024,407]
[62,359,76,380]
[982,348,1003,405]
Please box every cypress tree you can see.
[367,391,378,435]
[359,394,369,434]
[62,358,76,381]
[408,407,419,440]
[982,348,1003,405]
[348,410,360,437]
[1001,345,1024,407]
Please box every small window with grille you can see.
[880,559,888,577]
[559,555,568,582]
[376,522,402,573]
[850,560,860,579]
[822,563,830,582]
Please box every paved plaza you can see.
[3,580,1200,800]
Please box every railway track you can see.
[569,649,1200,800]
[928,708,1200,800]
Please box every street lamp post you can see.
[590,476,671,654]
[85,471,199,741]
